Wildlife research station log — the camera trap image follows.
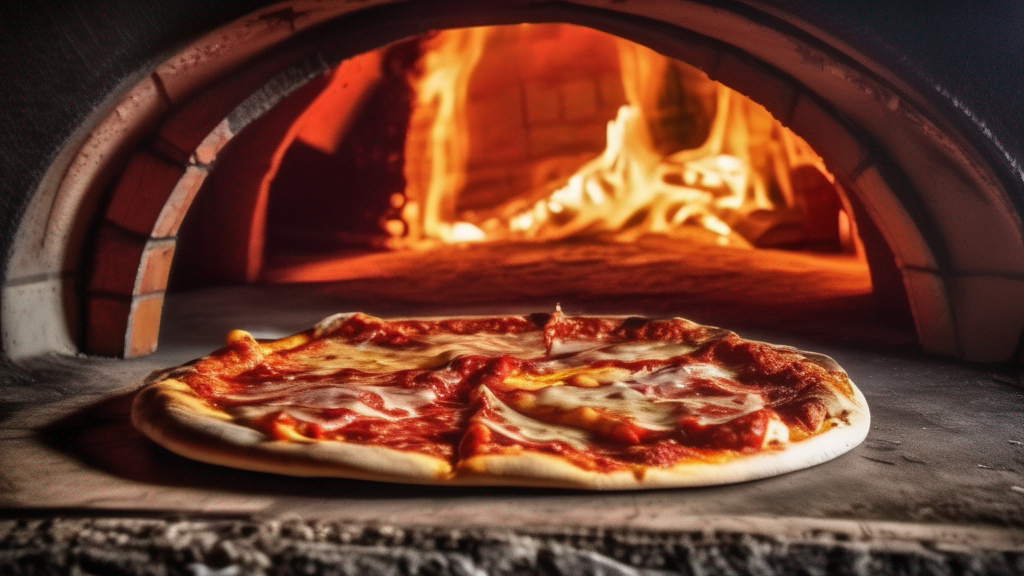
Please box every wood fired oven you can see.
[1,1,1023,573]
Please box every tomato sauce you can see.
[181,313,849,472]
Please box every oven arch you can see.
[4,0,1022,361]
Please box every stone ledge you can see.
[0,517,1019,576]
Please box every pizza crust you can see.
[451,383,868,490]
[132,313,871,489]
[132,378,454,483]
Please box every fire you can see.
[401,25,845,250]
[402,27,488,243]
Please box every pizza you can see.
[131,308,869,489]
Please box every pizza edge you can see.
[132,372,868,489]
[131,377,454,483]
[452,382,869,489]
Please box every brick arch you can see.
[84,55,337,357]
[6,0,1022,361]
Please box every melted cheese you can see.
[292,332,547,375]
[476,387,590,449]
[548,340,697,365]
[292,331,691,377]
[631,362,735,385]
[359,385,438,415]
[227,381,437,429]
[423,332,546,360]
[293,343,435,374]
[225,326,809,449]
[511,363,767,430]
[501,366,632,391]
[762,415,790,447]
[535,383,679,431]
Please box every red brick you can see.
[86,292,167,358]
[193,121,234,165]
[901,268,958,357]
[640,32,719,77]
[88,225,148,296]
[528,123,606,157]
[158,44,314,155]
[88,226,176,296]
[561,79,600,119]
[7,75,171,285]
[153,166,209,238]
[86,297,131,357]
[105,151,185,236]
[153,11,300,105]
[713,52,796,123]
[149,136,191,167]
[126,294,165,357]
[524,82,561,124]
[597,73,626,109]
[136,239,177,295]
[788,95,868,176]
[854,166,936,270]
[468,89,528,163]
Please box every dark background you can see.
[2,0,1022,288]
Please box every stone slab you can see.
[1,285,1022,540]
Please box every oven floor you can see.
[257,237,897,344]
[2,284,1022,547]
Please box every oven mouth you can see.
[4,0,1023,362]
[167,21,901,348]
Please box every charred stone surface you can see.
[1,518,1022,576]
[2,285,1023,530]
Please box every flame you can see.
[402,28,488,243]
[401,25,842,249]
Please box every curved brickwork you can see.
[84,47,330,356]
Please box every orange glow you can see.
[402,28,488,243]
[295,50,385,154]
[400,24,851,251]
